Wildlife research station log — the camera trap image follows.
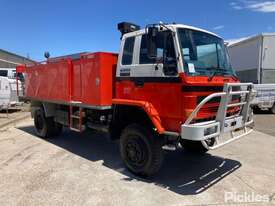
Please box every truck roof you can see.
[122,23,221,39]
[229,33,275,48]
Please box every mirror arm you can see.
[146,23,176,35]
[176,52,181,61]
[159,23,176,35]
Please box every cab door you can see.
[116,31,183,131]
[130,34,164,78]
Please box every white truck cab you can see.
[116,24,235,78]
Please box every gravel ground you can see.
[254,112,275,136]
[0,104,30,128]
[0,117,274,206]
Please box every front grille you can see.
[193,116,216,123]
[196,104,240,121]
[189,85,242,121]
[197,95,240,104]
[200,106,219,113]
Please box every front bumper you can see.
[180,83,255,150]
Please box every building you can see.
[0,49,36,68]
[228,33,275,84]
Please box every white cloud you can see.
[230,1,275,13]
[248,1,275,12]
[230,2,244,9]
[212,25,225,30]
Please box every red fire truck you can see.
[17,22,254,176]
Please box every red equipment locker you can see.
[24,52,118,107]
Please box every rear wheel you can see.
[180,138,215,154]
[120,124,163,177]
[34,107,62,138]
[253,106,262,114]
[270,103,275,114]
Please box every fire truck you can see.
[16,22,255,176]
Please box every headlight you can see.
[204,126,218,136]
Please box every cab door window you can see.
[122,37,135,65]
[139,33,165,64]
[139,31,177,75]
[163,32,177,72]
[140,35,159,64]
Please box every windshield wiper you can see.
[207,68,228,81]
[205,67,238,81]
[208,70,225,81]
[231,73,239,81]
[215,69,239,81]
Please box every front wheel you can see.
[120,124,163,177]
[270,103,275,114]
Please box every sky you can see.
[1,0,275,61]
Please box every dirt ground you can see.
[0,104,30,128]
[0,115,274,206]
[254,111,275,137]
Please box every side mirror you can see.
[146,26,158,58]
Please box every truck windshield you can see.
[177,28,234,77]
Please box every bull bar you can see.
[180,83,255,150]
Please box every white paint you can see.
[0,76,22,110]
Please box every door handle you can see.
[134,79,144,87]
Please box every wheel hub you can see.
[35,113,44,131]
[126,139,146,167]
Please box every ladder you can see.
[69,105,84,132]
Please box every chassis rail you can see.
[180,83,255,150]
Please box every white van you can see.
[0,76,23,110]
[0,68,16,79]
[228,33,275,113]
[0,68,25,81]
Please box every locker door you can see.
[72,60,82,101]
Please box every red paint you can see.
[112,98,165,134]
[115,72,239,132]
[17,53,239,134]
[21,52,117,106]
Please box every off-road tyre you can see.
[120,124,163,177]
[270,103,275,114]
[34,107,62,138]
